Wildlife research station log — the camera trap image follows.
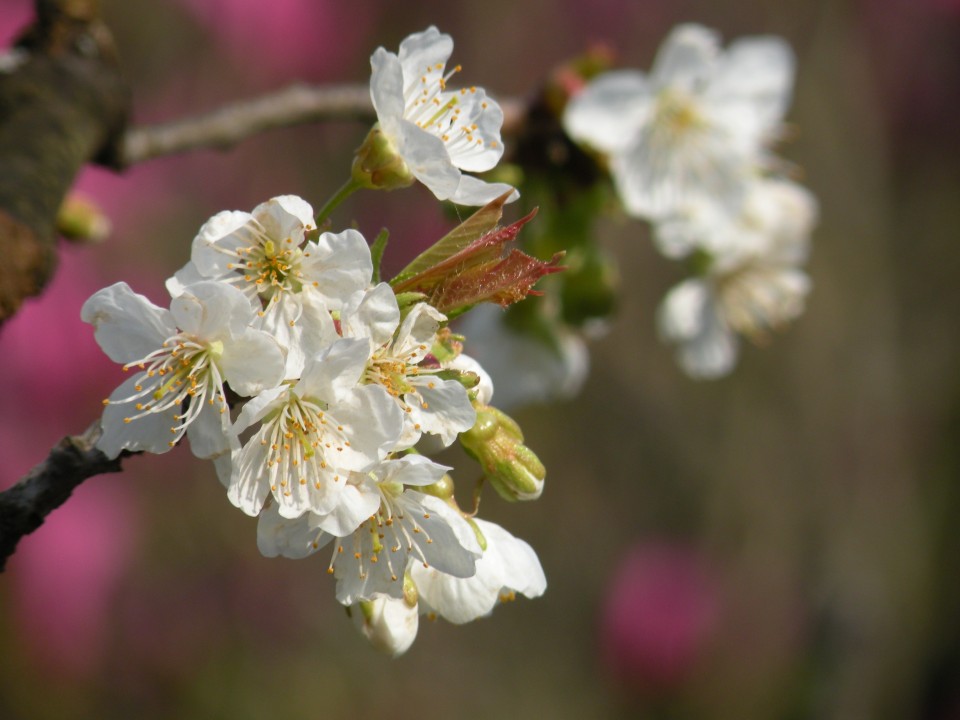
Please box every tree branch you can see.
[0,420,127,572]
[0,0,128,323]
[120,83,525,166]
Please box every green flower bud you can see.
[419,473,456,501]
[351,125,416,191]
[460,405,546,502]
[57,193,111,244]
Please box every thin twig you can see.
[120,83,526,166]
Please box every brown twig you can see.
[0,420,127,572]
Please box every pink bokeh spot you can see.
[600,541,720,694]
[8,479,138,680]
[174,0,374,81]
[0,0,32,47]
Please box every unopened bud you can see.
[420,472,456,501]
[352,594,419,658]
[352,125,415,191]
[460,405,545,502]
[57,193,111,244]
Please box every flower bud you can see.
[57,193,111,244]
[351,125,416,191]
[419,472,456,501]
[460,405,545,501]
[352,592,419,658]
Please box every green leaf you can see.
[389,191,513,286]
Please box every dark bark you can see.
[0,421,126,572]
[0,0,128,323]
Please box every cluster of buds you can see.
[82,27,558,656]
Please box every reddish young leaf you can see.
[391,209,564,317]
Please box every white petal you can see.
[658,279,710,342]
[406,493,479,578]
[165,261,205,298]
[257,503,329,559]
[353,596,419,657]
[407,376,475,447]
[311,474,381,537]
[302,229,374,308]
[81,282,175,364]
[97,374,179,458]
[397,26,452,94]
[474,518,546,599]
[448,174,519,206]
[231,384,288,436]
[185,400,231,459]
[251,195,314,243]
[190,210,255,277]
[219,328,286,397]
[445,352,494,405]
[327,384,405,468]
[227,428,274,516]
[563,70,652,155]
[396,119,461,200]
[377,454,450,488]
[340,283,400,351]
[706,37,795,146]
[650,24,719,90]
[369,47,405,133]
[171,281,252,340]
[443,88,505,173]
[412,518,545,624]
[296,338,371,405]
[659,282,739,379]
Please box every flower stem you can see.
[315,178,362,226]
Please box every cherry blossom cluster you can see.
[564,24,818,379]
[81,26,549,656]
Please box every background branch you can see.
[120,83,525,166]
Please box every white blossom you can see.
[226,338,404,518]
[340,283,476,448]
[257,454,480,605]
[368,26,517,205]
[658,178,816,378]
[81,281,285,459]
[411,517,546,624]
[564,24,794,219]
[351,596,419,657]
[168,196,371,377]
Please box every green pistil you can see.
[423,95,458,128]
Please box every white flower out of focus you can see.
[360,26,519,206]
[563,23,794,219]
[81,281,286,459]
[658,177,817,379]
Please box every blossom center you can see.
[111,334,226,446]
[327,489,434,584]
[261,394,350,497]
[651,90,704,144]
